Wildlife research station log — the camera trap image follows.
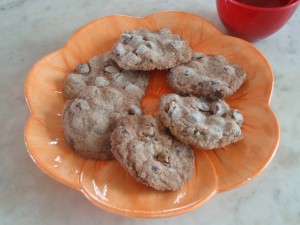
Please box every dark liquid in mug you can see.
[236,0,290,7]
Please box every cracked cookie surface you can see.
[63,86,142,160]
[158,94,244,149]
[111,28,192,71]
[111,115,194,191]
[63,52,149,100]
[167,53,246,99]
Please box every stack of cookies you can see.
[62,28,246,191]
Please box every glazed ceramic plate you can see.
[24,11,280,218]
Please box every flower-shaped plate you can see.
[24,11,280,218]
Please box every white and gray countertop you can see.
[1,0,300,224]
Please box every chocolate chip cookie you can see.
[63,52,149,100]
[158,94,244,149]
[111,115,194,191]
[63,86,142,160]
[167,53,247,99]
[111,28,192,71]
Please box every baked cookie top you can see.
[111,115,194,191]
[158,94,244,149]
[111,28,192,71]
[63,52,149,100]
[167,53,247,99]
[63,86,142,160]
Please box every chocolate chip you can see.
[167,103,181,117]
[113,49,121,58]
[210,80,220,85]
[94,76,109,87]
[75,102,81,110]
[211,102,223,115]
[234,130,241,137]
[183,71,190,76]
[170,41,183,50]
[142,128,155,138]
[128,109,135,115]
[113,43,126,58]
[182,67,194,76]
[213,90,224,99]
[75,63,90,74]
[231,110,244,126]
[158,28,171,34]
[135,44,149,56]
[156,152,170,164]
[188,112,204,122]
[210,125,223,135]
[145,41,154,49]
[120,33,133,44]
[192,52,204,60]
[128,105,142,115]
[150,165,159,173]
[121,127,129,134]
[93,128,104,135]
[197,100,210,112]
[103,65,120,75]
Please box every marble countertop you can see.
[1,0,300,224]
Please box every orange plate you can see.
[24,11,280,218]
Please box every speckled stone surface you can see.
[1,0,299,224]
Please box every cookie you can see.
[111,115,194,191]
[63,86,142,160]
[111,28,192,71]
[63,52,149,100]
[158,94,243,149]
[167,52,247,99]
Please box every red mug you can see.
[216,0,300,42]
